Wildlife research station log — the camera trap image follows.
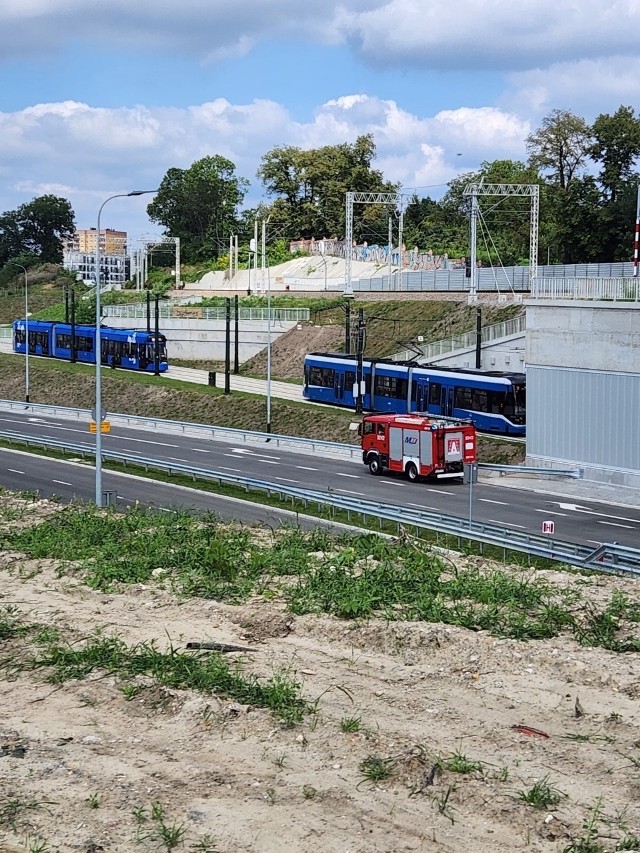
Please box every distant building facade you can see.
[63,228,130,288]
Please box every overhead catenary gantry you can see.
[137,236,181,290]
[462,182,539,298]
[344,192,404,296]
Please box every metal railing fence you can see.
[0,427,637,574]
[103,305,310,322]
[531,278,640,301]
[392,315,526,362]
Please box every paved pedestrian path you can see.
[164,364,306,402]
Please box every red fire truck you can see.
[359,413,477,482]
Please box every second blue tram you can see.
[303,352,526,435]
[12,320,168,373]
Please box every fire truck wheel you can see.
[406,462,419,482]
[368,456,383,475]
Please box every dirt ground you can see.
[2,497,640,852]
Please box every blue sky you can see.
[1,0,639,243]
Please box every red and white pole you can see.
[634,184,640,277]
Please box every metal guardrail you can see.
[0,400,361,460]
[0,427,638,575]
[480,463,583,479]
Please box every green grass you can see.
[3,503,640,652]
[21,631,307,724]
[518,776,564,809]
[358,754,396,784]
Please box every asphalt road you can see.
[0,408,638,549]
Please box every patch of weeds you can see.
[340,716,363,733]
[563,799,608,853]
[617,837,640,851]
[518,776,564,809]
[0,605,31,641]
[563,732,615,744]
[274,752,287,769]
[190,835,221,852]
[32,625,60,645]
[25,631,308,723]
[265,788,276,806]
[432,784,456,825]
[24,836,51,853]
[0,798,56,831]
[86,792,101,809]
[133,801,187,850]
[439,749,484,775]
[358,754,396,785]
[120,683,143,701]
[302,785,317,800]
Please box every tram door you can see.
[334,371,345,401]
[414,380,427,413]
[441,386,454,417]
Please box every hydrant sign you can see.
[541,520,555,535]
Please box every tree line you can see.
[2,105,640,275]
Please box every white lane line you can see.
[407,502,441,511]
[334,488,367,496]
[534,509,568,516]
[112,437,180,448]
[218,466,243,472]
[258,459,279,465]
[598,520,635,529]
[296,466,319,471]
[271,477,299,483]
[381,480,404,486]
[7,468,24,474]
[425,488,456,496]
[190,449,211,453]
[335,472,360,479]
[52,479,72,486]
[488,519,528,528]
[478,498,509,505]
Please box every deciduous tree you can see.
[526,109,591,190]
[147,156,249,263]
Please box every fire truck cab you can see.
[359,413,476,482]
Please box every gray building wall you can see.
[104,317,297,361]
[525,301,640,487]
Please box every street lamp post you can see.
[11,263,29,402]
[262,217,272,437]
[95,190,156,507]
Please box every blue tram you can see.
[303,352,526,435]
[12,319,168,373]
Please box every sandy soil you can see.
[2,498,640,852]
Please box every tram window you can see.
[15,329,25,345]
[472,389,488,412]
[345,370,356,388]
[454,386,473,408]
[374,375,407,399]
[429,383,441,405]
[309,366,334,387]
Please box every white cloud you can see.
[1,0,638,70]
[0,94,533,236]
[503,56,640,121]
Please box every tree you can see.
[526,109,592,190]
[590,105,640,202]
[0,195,75,266]
[147,156,249,263]
[440,160,542,266]
[257,134,399,242]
